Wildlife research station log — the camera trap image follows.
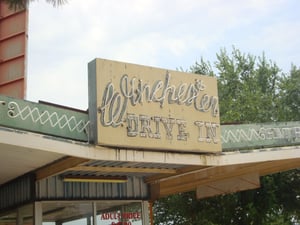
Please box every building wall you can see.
[36,176,149,200]
[0,174,34,211]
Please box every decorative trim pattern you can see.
[7,101,89,133]
[0,96,90,141]
[222,126,300,143]
[221,122,300,150]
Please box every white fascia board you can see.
[1,127,299,167]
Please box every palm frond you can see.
[3,0,67,10]
[45,0,68,7]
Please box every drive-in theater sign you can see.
[88,58,221,153]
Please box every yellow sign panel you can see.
[88,59,221,153]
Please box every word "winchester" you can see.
[99,73,219,128]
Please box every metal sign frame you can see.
[88,58,221,153]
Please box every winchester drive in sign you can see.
[88,58,221,153]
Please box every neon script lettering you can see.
[98,73,219,127]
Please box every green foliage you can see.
[154,47,300,225]
[208,47,281,123]
[273,170,300,222]
[154,192,239,225]
[278,65,300,121]
[190,57,214,77]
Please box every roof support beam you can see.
[150,158,300,199]
[145,165,210,184]
[35,157,90,180]
[66,165,177,174]
[196,173,260,200]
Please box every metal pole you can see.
[142,201,150,225]
[93,202,97,225]
[16,207,23,225]
[34,202,43,225]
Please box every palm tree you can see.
[3,0,67,9]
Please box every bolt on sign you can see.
[88,59,221,153]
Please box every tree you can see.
[154,47,300,225]
[213,47,281,123]
[3,0,67,9]
[278,65,300,121]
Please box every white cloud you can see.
[26,0,299,109]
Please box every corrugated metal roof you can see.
[60,160,189,179]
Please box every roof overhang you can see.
[1,126,299,200]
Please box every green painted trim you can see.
[221,121,300,150]
[0,95,89,141]
[1,95,299,150]
[88,59,98,144]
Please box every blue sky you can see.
[26,0,300,110]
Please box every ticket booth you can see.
[0,173,150,225]
[0,201,148,225]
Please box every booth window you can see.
[42,201,143,225]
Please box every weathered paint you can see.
[88,58,221,153]
[0,2,28,98]
[0,95,299,149]
[0,95,89,141]
[221,121,300,150]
